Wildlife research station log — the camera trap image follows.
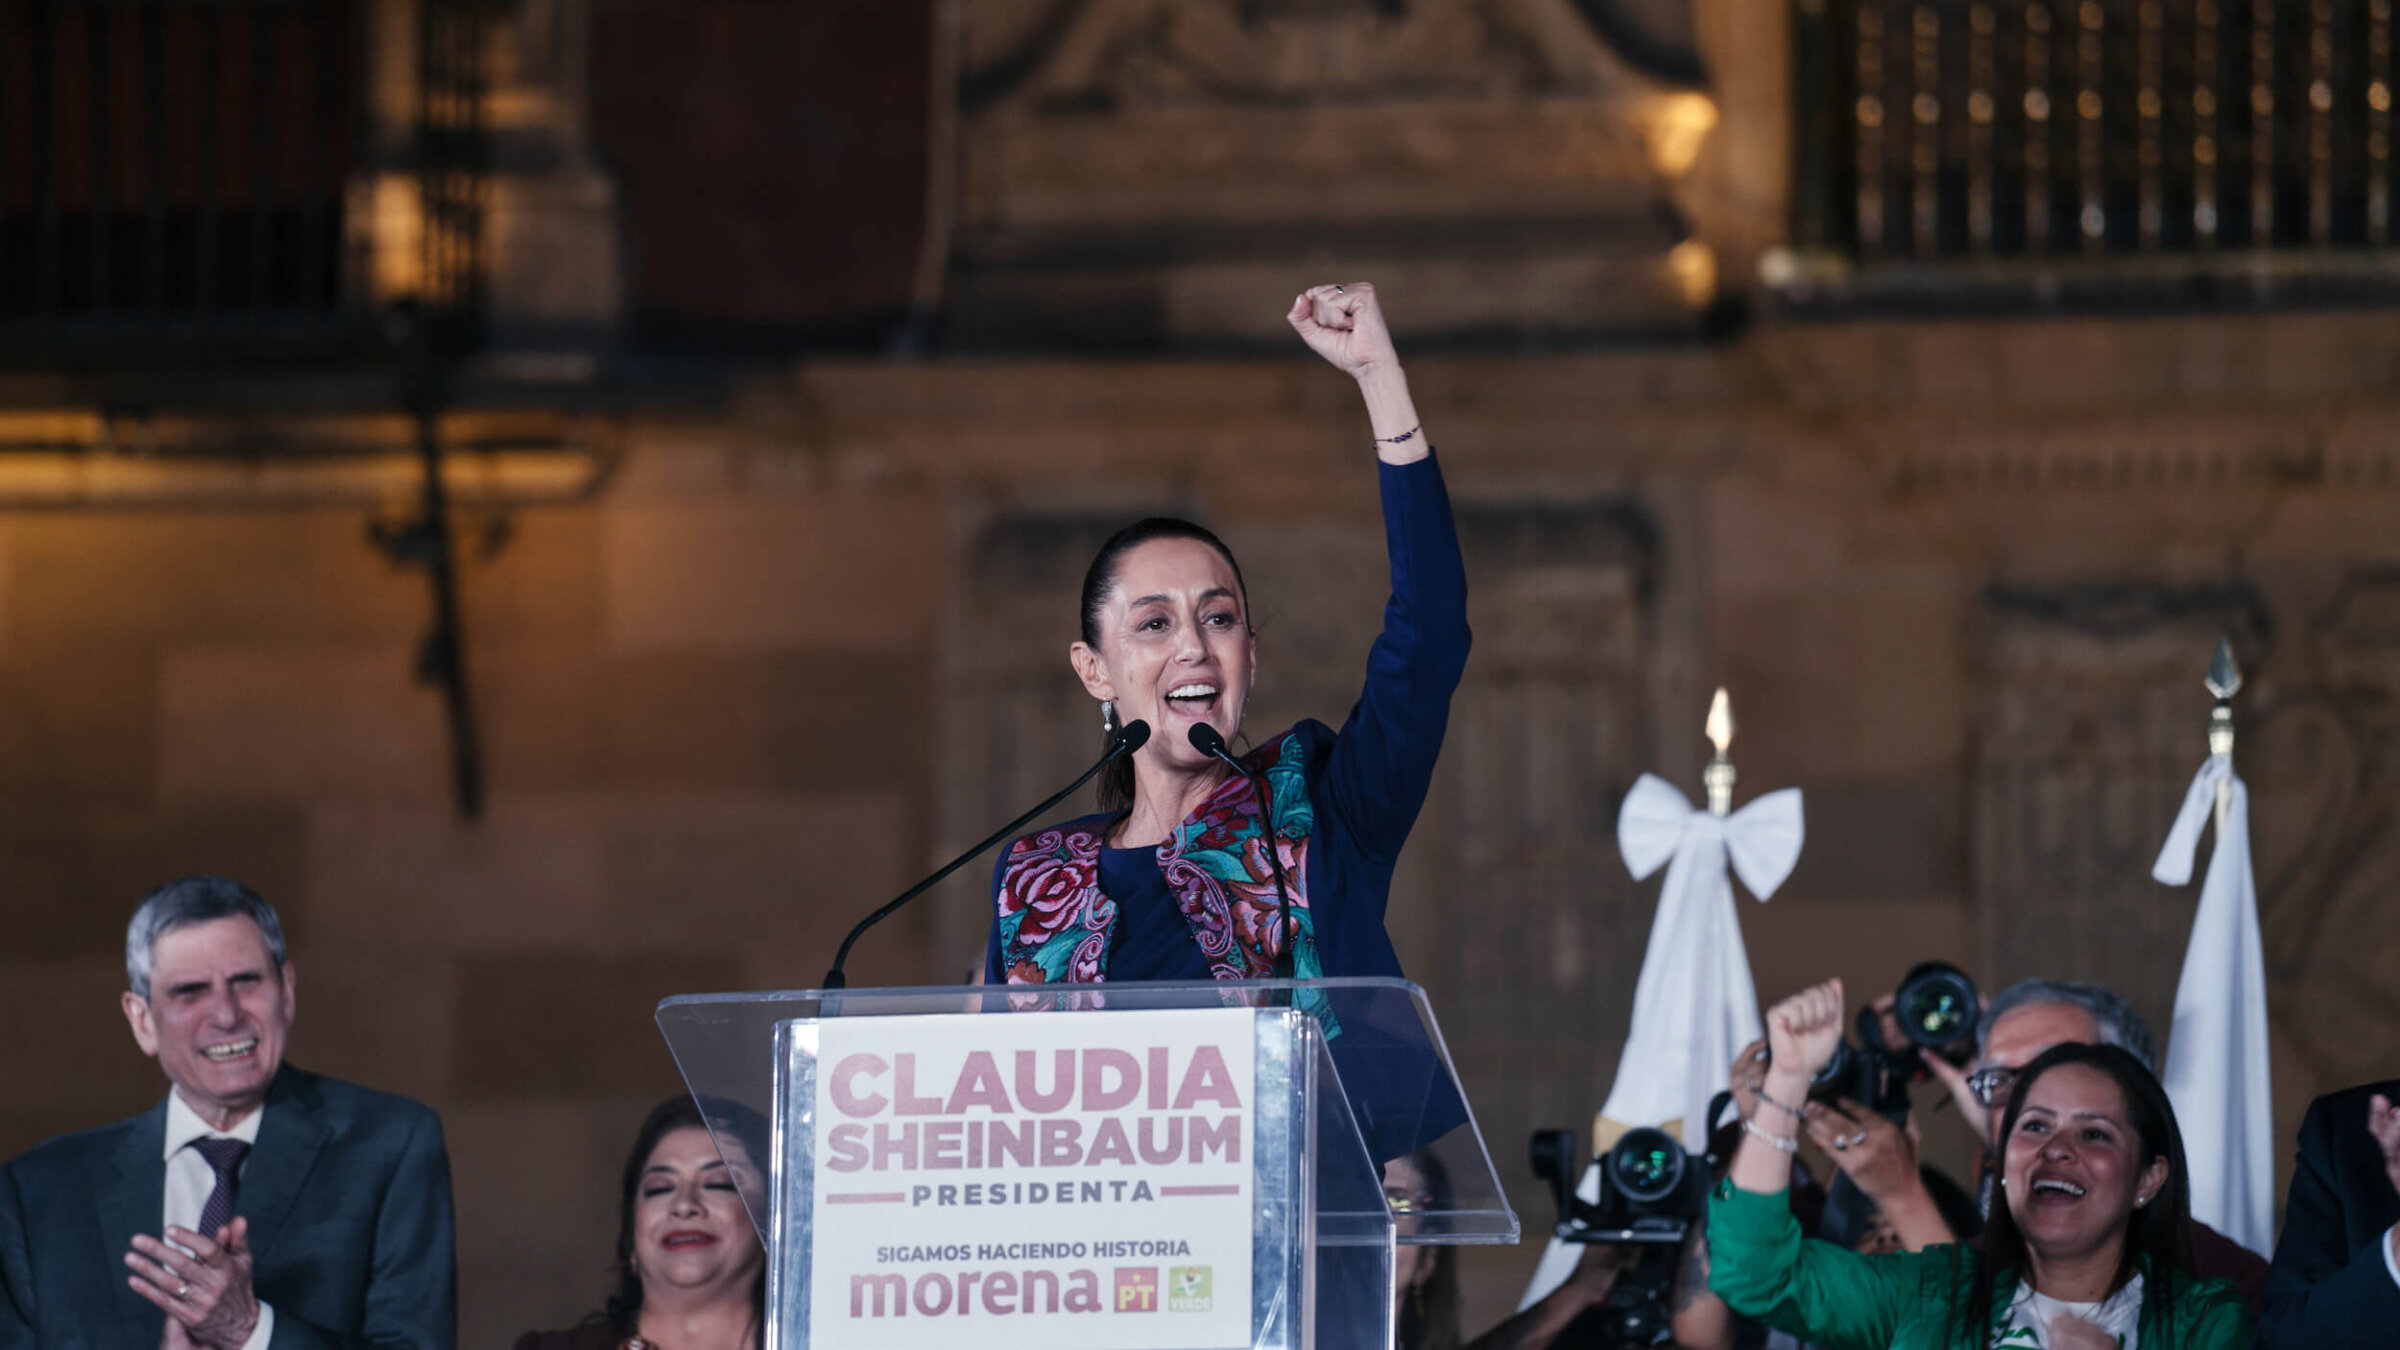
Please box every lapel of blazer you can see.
[99,1099,170,1343]
[241,1065,331,1267]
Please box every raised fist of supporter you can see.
[1766,979,1846,1083]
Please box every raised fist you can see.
[1766,978,1846,1082]
[1288,283,1399,381]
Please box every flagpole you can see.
[2153,633,2274,1254]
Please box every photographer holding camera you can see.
[1466,1245,1642,1350]
[1737,956,1977,1249]
[1514,1125,1711,1349]
[1727,1019,1973,1256]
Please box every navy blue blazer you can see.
[0,1065,456,1350]
[2257,1078,2400,1349]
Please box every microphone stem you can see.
[823,737,1135,990]
[1208,749,1298,981]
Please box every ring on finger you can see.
[1332,284,1345,293]
[175,1282,190,1300]
[1830,1135,1851,1151]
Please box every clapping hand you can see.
[126,1217,259,1350]
[2379,1094,2400,1269]
[2371,1094,2400,1200]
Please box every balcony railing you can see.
[0,0,487,363]
[1792,0,2400,294]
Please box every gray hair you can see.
[126,875,288,999]
[1980,978,2157,1071]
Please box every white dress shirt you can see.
[2385,1221,2400,1291]
[162,1092,276,1350]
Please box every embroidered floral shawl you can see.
[996,731,1324,988]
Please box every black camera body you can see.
[1530,1126,1708,1345]
[1531,1125,1706,1246]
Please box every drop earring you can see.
[1100,699,1117,733]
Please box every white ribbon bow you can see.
[1520,774,1803,1312]
[2152,757,2275,1256]
[1602,773,1804,1149]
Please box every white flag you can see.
[2153,757,2274,1256]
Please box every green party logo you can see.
[1167,1266,1212,1313]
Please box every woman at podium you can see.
[984,282,1466,995]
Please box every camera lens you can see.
[1606,1127,1686,1206]
[1895,961,1979,1051]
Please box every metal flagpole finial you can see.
[2206,637,2240,829]
[1704,687,1736,817]
[2206,637,2241,760]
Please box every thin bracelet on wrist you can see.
[1741,1116,1799,1153]
[1373,424,1421,446]
[1755,1086,1808,1120]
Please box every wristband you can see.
[1374,425,1421,446]
[1741,1116,1799,1153]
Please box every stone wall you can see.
[4,305,2399,1340]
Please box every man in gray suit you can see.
[0,876,456,1349]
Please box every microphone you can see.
[1188,723,1297,980]
[822,720,1151,990]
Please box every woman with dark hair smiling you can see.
[516,1096,766,1350]
[984,283,1467,993]
[1704,979,2251,1349]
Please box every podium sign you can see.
[658,978,1516,1350]
[795,1008,1266,1350]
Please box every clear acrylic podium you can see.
[658,978,1516,1350]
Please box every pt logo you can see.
[1115,1267,1159,1312]
[1168,1266,1213,1312]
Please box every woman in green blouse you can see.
[1708,979,2251,1349]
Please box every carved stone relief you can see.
[941,0,1712,345]
[967,0,1632,108]
[1972,573,2400,1099]
[1970,586,2260,1039]
[2246,571,2400,1092]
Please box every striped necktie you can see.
[190,1137,250,1240]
